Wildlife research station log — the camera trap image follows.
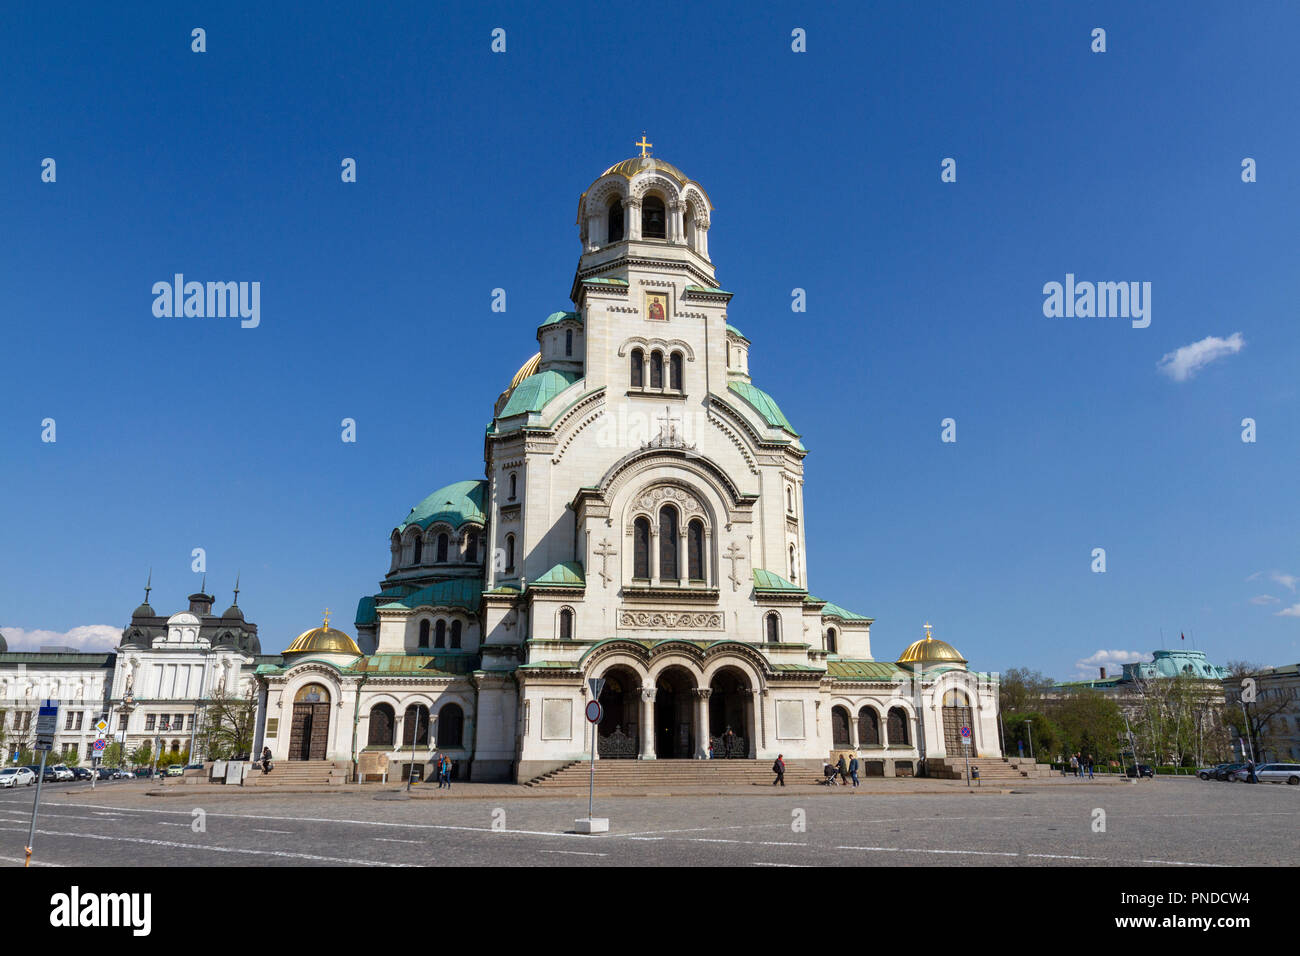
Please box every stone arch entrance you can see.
[597,665,641,758]
[831,705,852,748]
[708,667,752,758]
[653,666,696,758]
[942,688,974,756]
[290,683,331,760]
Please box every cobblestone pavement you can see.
[1,776,1292,867]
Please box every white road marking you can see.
[539,849,607,857]
[253,829,294,834]
[0,824,408,866]
[0,855,62,867]
[374,837,423,844]
[752,862,804,867]
[837,845,1019,858]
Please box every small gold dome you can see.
[284,619,362,657]
[509,353,541,389]
[897,627,966,666]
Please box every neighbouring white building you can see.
[251,146,1003,782]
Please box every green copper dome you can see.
[399,480,487,532]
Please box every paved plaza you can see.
[1,776,1294,867]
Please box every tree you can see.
[1003,711,1062,761]
[199,687,256,760]
[1223,663,1295,763]
[999,668,1055,715]
[129,740,153,766]
[59,747,81,767]
[1050,690,1124,761]
[101,742,125,767]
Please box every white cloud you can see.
[1250,595,1281,605]
[1073,648,1150,678]
[1270,571,1298,592]
[1277,604,1300,618]
[0,625,120,652]
[1157,332,1244,382]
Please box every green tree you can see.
[1050,690,1124,761]
[101,742,125,767]
[1003,711,1062,761]
[129,740,153,766]
[999,668,1055,715]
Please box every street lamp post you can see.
[1025,719,1034,760]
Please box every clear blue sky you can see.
[2,2,1297,679]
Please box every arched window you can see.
[466,531,478,563]
[403,704,430,746]
[505,534,515,573]
[630,348,644,388]
[858,707,880,746]
[171,740,181,754]
[659,505,679,580]
[565,329,573,357]
[669,352,683,390]
[633,517,651,579]
[765,613,780,643]
[787,486,794,513]
[826,628,837,654]
[887,707,910,746]
[450,620,462,649]
[688,519,705,581]
[642,196,666,239]
[413,536,423,564]
[607,199,624,243]
[368,704,395,746]
[789,545,798,583]
[418,620,430,649]
[436,533,449,563]
[832,706,851,747]
[559,607,573,640]
[435,620,446,649]
[508,473,517,500]
[437,703,464,748]
[650,351,663,389]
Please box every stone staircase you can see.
[243,760,350,787]
[926,756,1055,781]
[526,758,825,788]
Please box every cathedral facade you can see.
[252,150,1002,782]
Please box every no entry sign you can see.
[585,700,602,724]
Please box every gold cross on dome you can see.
[923,622,932,639]
[636,134,653,157]
[323,608,331,629]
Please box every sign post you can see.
[960,725,972,787]
[577,678,608,834]
[26,700,58,866]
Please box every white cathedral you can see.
[251,146,1002,782]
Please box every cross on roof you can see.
[636,133,652,157]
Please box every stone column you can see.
[625,198,642,241]
[740,689,756,757]
[638,686,656,759]
[848,709,859,750]
[704,530,714,586]
[693,688,711,758]
[650,529,659,582]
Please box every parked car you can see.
[1215,762,1247,781]
[1230,763,1300,784]
[1125,764,1155,778]
[184,763,204,772]
[0,768,35,788]
[133,767,154,778]
[165,765,185,777]
[40,767,59,783]
[51,765,74,781]
[71,767,92,781]
[1198,763,1233,780]
[93,767,113,780]
[117,769,135,779]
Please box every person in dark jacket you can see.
[261,747,272,774]
[848,755,860,788]
[772,754,785,786]
[836,754,849,786]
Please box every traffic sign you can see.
[959,725,971,738]
[587,677,606,699]
[94,719,108,733]
[92,739,106,752]
[584,700,602,724]
[35,701,58,752]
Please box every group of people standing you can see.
[431,752,453,789]
[1067,752,1094,779]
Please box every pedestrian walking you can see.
[1069,753,1078,777]
[442,755,452,789]
[1086,754,1094,780]
[848,754,860,788]
[1247,759,1258,784]
[723,727,736,758]
[836,754,848,787]
[772,753,785,786]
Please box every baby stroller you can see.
[820,764,840,786]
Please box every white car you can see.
[1231,763,1300,785]
[116,770,134,779]
[51,766,74,781]
[0,768,35,788]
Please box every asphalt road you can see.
[1,777,1294,867]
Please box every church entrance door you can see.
[941,688,974,757]
[653,667,694,758]
[596,666,640,758]
[289,684,331,760]
[708,668,751,758]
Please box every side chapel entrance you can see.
[290,683,331,761]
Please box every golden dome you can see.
[285,614,362,657]
[897,627,966,666]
